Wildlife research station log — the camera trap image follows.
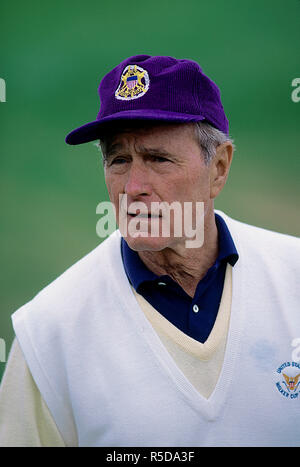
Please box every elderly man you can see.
[0,55,299,447]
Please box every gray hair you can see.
[96,121,234,165]
[194,121,234,165]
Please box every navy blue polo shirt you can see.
[121,213,239,343]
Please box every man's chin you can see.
[122,234,175,252]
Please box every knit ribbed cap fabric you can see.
[65,55,229,145]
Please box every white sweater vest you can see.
[12,212,300,447]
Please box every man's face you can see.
[104,123,213,252]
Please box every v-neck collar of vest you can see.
[107,212,245,421]
[131,263,232,362]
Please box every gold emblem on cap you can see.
[115,65,150,101]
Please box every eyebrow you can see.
[105,143,177,160]
[105,143,124,157]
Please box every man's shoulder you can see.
[12,230,122,325]
[38,229,121,295]
[216,210,300,258]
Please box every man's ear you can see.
[209,142,234,199]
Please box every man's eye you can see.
[110,157,127,165]
[151,156,169,163]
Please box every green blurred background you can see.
[0,0,299,381]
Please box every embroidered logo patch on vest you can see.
[115,65,150,101]
[275,361,300,400]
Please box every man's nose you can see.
[124,163,152,197]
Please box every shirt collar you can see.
[121,212,239,291]
[215,213,239,266]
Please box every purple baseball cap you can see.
[65,54,229,145]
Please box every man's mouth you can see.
[127,212,162,218]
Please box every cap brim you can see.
[65,110,206,145]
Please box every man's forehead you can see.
[102,121,195,147]
[102,123,201,161]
